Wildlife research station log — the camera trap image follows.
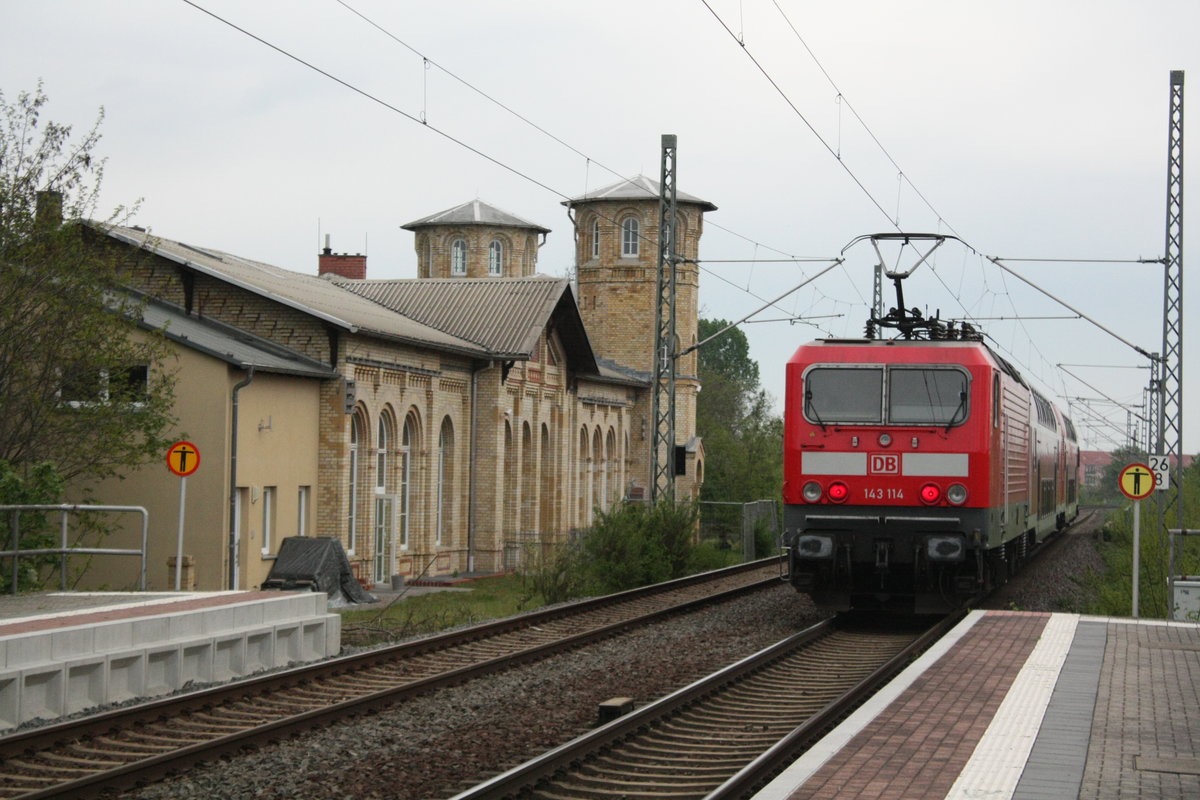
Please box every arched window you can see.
[437,418,455,545]
[488,239,503,276]
[590,217,600,260]
[400,414,415,550]
[451,238,467,275]
[621,216,639,257]
[374,412,395,584]
[348,411,365,556]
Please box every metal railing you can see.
[1,504,149,593]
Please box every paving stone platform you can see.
[753,610,1200,800]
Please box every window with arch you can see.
[488,239,503,276]
[436,417,455,545]
[376,415,391,494]
[621,216,640,257]
[347,411,365,556]
[590,217,600,260]
[399,413,415,550]
[451,238,467,275]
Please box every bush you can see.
[575,500,699,595]
[0,461,65,592]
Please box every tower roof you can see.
[562,175,717,212]
[401,199,550,233]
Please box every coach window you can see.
[804,367,882,424]
[888,368,968,426]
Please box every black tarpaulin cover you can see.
[262,536,376,605]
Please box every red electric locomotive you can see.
[781,307,1079,614]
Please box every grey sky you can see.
[4,0,1196,452]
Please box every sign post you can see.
[1118,463,1156,618]
[166,441,201,591]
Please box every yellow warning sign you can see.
[166,441,201,477]
[1118,462,1155,501]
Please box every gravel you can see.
[120,585,826,800]
[115,523,1106,800]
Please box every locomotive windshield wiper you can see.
[805,390,828,431]
[944,390,968,431]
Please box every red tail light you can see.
[920,483,941,505]
[828,482,849,503]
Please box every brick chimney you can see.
[318,235,366,280]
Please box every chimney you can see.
[318,234,367,280]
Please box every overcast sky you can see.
[4,0,1197,454]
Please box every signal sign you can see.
[166,441,201,477]
[1118,463,1155,501]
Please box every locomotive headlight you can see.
[926,535,965,562]
[827,481,849,503]
[802,481,823,502]
[947,483,968,505]
[919,483,942,505]
[796,534,834,559]
[877,433,893,447]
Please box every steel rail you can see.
[448,613,958,800]
[0,559,780,799]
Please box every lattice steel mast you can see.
[651,135,679,503]
[1161,71,1185,602]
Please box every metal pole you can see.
[10,512,17,595]
[175,476,187,591]
[59,510,69,591]
[1132,500,1141,619]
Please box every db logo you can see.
[869,454,899,475]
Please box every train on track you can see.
[781,247,1079,613]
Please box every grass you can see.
[337,573,544,647]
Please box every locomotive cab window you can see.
[888,368,969,426]
[804,367,883,424]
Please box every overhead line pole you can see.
[1161,70,1185,613]
[651,134,679,504]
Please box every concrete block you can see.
[93,620,134,652]
[212,635,245,682]
[107,652,145,703]
[21,665,64,724]
[51,627,95,662]
[5,633,51,669]
[132,616,170,646]
[244,628,274,674]
[0,671,19,730]
[168,610,204,641]
[324,614,342,657]
[274,623,301,667]
[202,607,236,635]
[145,644,180,697]
[65,657,107,715]
[233,602,263,630]
[181,641,213,686]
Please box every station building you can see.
[72,177,714,591]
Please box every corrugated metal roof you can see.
[138,297,339,378]
[337,275,584,360]
[563,175,717,212]
[103,225,489,357]
[401,199,551,233]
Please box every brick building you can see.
[85,177,713,590]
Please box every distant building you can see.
[74,178,712,590]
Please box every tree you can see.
[695,318,782,503]
[0,84,177,486]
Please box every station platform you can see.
[754,610,1200,800]
[0,590,341,732]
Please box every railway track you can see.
[0,560,780,800]
[450,612,961,800]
